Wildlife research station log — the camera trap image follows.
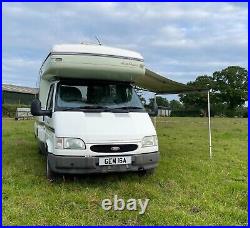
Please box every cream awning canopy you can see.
[134,68,208,94]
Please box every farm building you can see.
[2,84,38,105]
[158,106,171,117]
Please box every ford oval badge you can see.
[111,146,120,151]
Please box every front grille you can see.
[90,144,138,153]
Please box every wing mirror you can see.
[31,99,52,117]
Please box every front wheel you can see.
[138,168,155,176]
[46,156,57,182]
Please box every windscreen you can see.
[56,82,144,111]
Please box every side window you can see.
[46,84,55,110]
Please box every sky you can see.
[2,2,248,99]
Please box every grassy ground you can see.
[2,117,248,225]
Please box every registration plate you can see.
[99,156,132,166]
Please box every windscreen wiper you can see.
[59,105,128,112]
[59,105,109,111]
[81,105,110,110]
[115,106,143,110]
[59,107,84,111]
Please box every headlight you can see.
[142,135,158,147]
[55,137,86,150]
[64,138,86,149]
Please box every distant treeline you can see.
[140,66,248,118]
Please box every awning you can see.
[134,68,208,94]
[137,68,212,159]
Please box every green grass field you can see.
[2,117,248,225]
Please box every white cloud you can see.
[2,57,41,87]
[2,2,248,87]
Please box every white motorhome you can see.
[32,44,160,180]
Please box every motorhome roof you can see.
[51,44,143,61]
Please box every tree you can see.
[134,88,146,104]
[138,95,146,105]
[179,75,213,114]
[148,96,169,110]
[212,66,248,109]
[169,100,183,111]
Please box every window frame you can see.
[54,80,145,113]
[46,84,55,111]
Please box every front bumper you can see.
[48,152,160,174]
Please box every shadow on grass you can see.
[50,170,151,185]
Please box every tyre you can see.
[38,145,43,154]
[46,156,57,182]
[138,168,155,176]
[37,141,46,155]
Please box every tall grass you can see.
[2,117,247,225]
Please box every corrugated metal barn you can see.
[2,84,38,105]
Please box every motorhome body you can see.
[32,44,159,179]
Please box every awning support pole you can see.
[207,90,212,159]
